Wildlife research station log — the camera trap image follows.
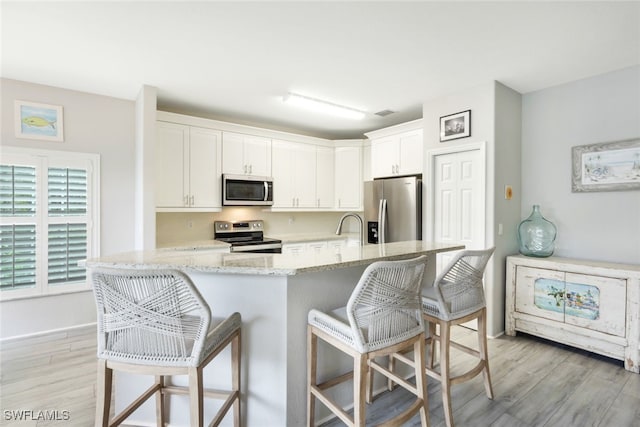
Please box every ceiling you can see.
[2,1,639,139]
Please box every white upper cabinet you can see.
[272,140,334,210]
[334,145,362,210]
[316,146,334,208]
[366,119,423,179]
[222,132,271,176]
[156,121,222,211]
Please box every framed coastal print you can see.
[15,100,64,142]
[440,110,471,142]
[571,138,640,192]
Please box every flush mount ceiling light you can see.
[283,92,365,120]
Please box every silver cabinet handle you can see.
[190,195,194,206]
[184,195,189,206]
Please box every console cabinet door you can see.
[514,266,565,322]
[564,272,626,337]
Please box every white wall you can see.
[522,66,640,264]
[0,78,136,338]
[156,209,350,247]
[422,81,522,336]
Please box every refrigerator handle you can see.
[380,199,387,244]
[377,199,383,244]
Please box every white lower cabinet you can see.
[282,239,347,256]
[506,255,640,373]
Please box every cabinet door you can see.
[272,140,295,207]
[189,127,221,208]
[294,144,317,208]
[156,122,188,207]
[222,132,246,175]
[306,241,328,254]
[398,130,423,175]
[371,137,399,178]
[244,135,271,176]
[564,272,626,337]
[315,146,334,208]
[515,266,565,322]
[335,146,361,210]
[282,243,305,255]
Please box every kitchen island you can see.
[85,240,464,426]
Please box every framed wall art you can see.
[15,100,64,142]
[571,138,640,192]
[440,109,470,142]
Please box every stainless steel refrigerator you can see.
[364,176,422,244]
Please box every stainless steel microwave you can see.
[222,174,274,206]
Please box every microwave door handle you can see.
[264,181,269,202]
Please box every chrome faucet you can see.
[335,212,364,246]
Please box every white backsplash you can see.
[156,208,362,247]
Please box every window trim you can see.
[0,146,100,301]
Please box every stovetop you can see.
[214,220,281,246]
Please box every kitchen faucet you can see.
[335,212,364,246]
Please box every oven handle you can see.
[230,243,282,252]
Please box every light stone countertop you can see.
[84,240,464,276]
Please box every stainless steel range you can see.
[214,220,282,253]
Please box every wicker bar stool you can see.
[91,268,241,427]
[419,248,495,427]
[307,256,430,427]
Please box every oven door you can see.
[223,174,273,206]
[230,243,282,254]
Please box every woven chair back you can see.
[434,248,495,320]
[91,268,211,367]
[346,256,427,352]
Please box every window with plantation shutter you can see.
[0,148,99,300]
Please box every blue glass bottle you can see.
[517,205,557,257]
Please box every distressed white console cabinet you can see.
[505,255,640,373]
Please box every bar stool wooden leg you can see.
[95,359,112,427]
[232,331,242,427]
[478,308,494,399]
[189,367,204,427]
[428,322,437,368]
[353,354,367,427]
[440,321,454,427]
[307,326,317,427]
[155,375,165,427]
[414,338,430,427]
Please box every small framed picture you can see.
[440,110,470,142]
[15,100,64,142]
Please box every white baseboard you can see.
[0,322,96,343]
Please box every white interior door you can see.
[433,148,485,277]
[432,147,485,329]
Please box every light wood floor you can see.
[1,325,638,426]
